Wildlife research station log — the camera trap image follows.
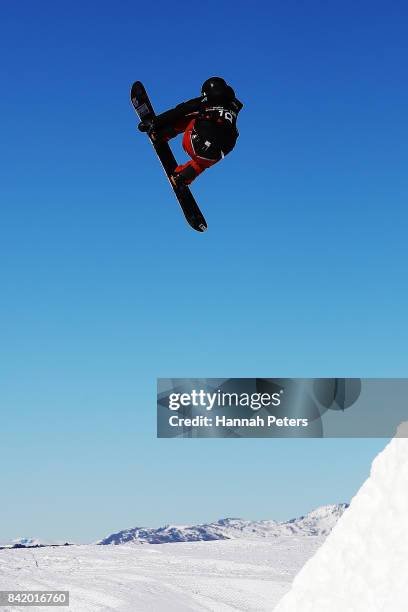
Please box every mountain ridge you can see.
[98,503,349,545]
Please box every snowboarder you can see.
[138,77,243,187]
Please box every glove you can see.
[138,120,154,133]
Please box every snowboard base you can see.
[130,81,208,233]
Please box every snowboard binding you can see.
[170,165,198,189]
[170,173,185,190]
[137,120,158,141]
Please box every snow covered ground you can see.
[0,536,322,611]
[275,423,408,612]
[3,423,405,612]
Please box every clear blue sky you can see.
[1,1,407,542]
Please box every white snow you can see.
[5,423,405,612]
[0,536,323,611]
[274,423,408,612]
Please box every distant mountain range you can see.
[98,504,349,545]
[1,504,348,549]
[0,537,72,551]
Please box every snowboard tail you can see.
[130,81,207,232]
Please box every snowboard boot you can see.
[170,165,198,189]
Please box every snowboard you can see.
[130,81,208,232]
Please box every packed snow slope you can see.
[0,504,348,612]
[275,422,408,612]
[98,504,347,545]
[0,538,322,611]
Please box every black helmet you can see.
[201,77,235,103]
